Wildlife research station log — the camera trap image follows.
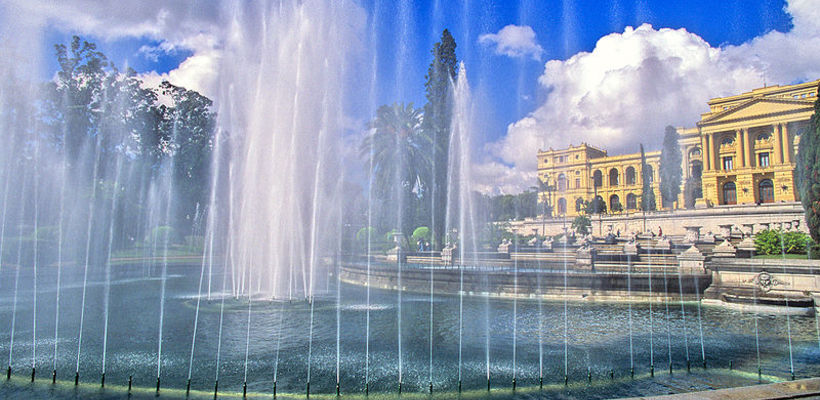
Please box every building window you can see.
[758,152,769,167]
[625,166,636,185]
[722,156,733,171]
[721,135,735,146]
[609,168,619,186]
[609,194,621,211]
[575,178,580,189]
[689,148,701,157]
[557,173,567,192]
[690,160,703,179]
[575,198,584,212]
[759,179,774,203]
[757,132,771,141]
[626,193,637,210]
[593,170,603,188]
[722,182,737,205]
[557,198,567,215]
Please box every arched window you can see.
[557,173,567,192]
[643,165,654,184]
[575,197,585,212]
[721,134,735,146]
[625,166,636,185]
[557,198,567,215]
[609,168,619,186]
[690,160,703,179]
[609,194,621,211]
[757,132,771,141]
[722,182,737,205]
[626,193,637,210]
[759,179,774,203]
[593,170,602,188]
[689,148,702,157]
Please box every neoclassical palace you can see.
[537,79,818,218]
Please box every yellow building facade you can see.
[537,79,818,218]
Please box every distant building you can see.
[537,79,818,218]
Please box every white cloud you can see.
[479,24,544,60]
[480,0,820,193]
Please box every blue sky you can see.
[8,0,818,193]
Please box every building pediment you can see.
[698,98,813,128]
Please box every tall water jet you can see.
[206,0,363,299]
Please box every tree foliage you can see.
[754,229,811,255]
[640,144,656,211]
[423,29,458,249]
[796,83,820,243]
[659,125,682,208]
[571,215,591,235]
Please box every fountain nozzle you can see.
[630,367,634,379]
[512,377,516,391]
[128,375,132,392]
[397,381,401,394]
[429,381,433,393]
[186,379,191,396]
[52,369,56,384]
[487,377,490,391]
[539,376,543,389]
[213,380,218,399]
[564,374,568,385]
[243,381,247,398]
[306,381,310,397]
[588,370,592,382]
[6,366,10,380]
[364,381,368,396]
[156,377,161,393]
[336,382,340,396]
[31,367,35,382]
[273,380,277,398]
[101,372,105,387]
[687,359,691,372]
[74,371,79,386]
[458,380,462,392]
[650,364,654,377]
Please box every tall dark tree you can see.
[423,29,457,249]
[640,144,656,211]
[659,125,682,208]
[796,83,820,243]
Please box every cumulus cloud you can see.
[479,24,544,60]
[2,0,223,97]
[480,0,820,193]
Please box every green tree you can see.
[659,125,682,208]
[361,103,432,240]
[584,197,606,214]
[571,215,591,235]
[423,29,458,250]
[640,144,656,211]
[796,83,820,243]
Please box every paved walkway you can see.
[625,377,820,399]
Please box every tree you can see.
[659,125,682,209]
[423,29,458,249]
[640,144,657,211]
[584,197,606,215]
[797,83,820,243]
[572,215,591,235]
[361,103,432,240]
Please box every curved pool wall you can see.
[338,261,710,301]
[1,261,819,399]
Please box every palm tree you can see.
[361,103,432,239]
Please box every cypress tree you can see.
[640,144,656,211]
[659,125,682,208]
[796,83,820,243]
[423,29,457,249]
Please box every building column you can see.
[782,123,792,164]
[711,132,719,171]
[701,133,710,171]
[773,124,783,164]
[743,128,752,167]
[735,129,744,168]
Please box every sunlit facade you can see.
[537,79,819,218]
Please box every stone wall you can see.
[509,202,807,237]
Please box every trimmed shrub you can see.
[754,229,811,255]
